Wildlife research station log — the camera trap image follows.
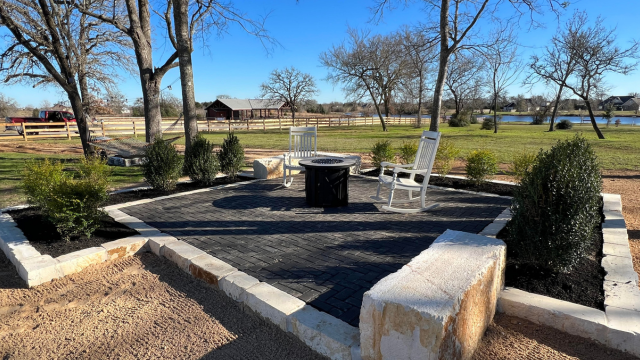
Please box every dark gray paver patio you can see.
[121,175,510,326]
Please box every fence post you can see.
[247,118,250,130]
[133,121,137,137]
[228,119,231,132]
[22,123,27,142]
[279,118,282,131]
[207,119,211,132]
[65,121,71,140]
[101,121,105,136]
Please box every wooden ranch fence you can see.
[0,116,418,142]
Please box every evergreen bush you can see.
[143,137,183,191]
[398,141,418,164]
[370,140,396,169]
[555,119,573,129]
[507,135,602,272]
[433,139,461,177]
[448,111,471,127]
[508,151,538,183]
[481,117,496,130]
[465,149,498,184]
[184,134,220,185]
[218,133,245,179]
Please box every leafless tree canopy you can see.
[0,0,134,154]
[0,93,18,118]
[259,67,318,121]
[445,51,484,115]
[529,10,639,139]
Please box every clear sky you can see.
[1,0,638,107]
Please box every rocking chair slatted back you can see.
[412,131,441,182]
[289,126,317,159]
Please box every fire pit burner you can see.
[311,158,344,165]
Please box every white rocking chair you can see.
[283,126,317,187]
[372,130,441,213]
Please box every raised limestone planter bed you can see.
[496,193,640,357]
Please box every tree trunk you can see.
[365,84,387,131]
[143,78,163,141]
[549,84,564,131]
[430,0,451,132]
[67,90,92,155]
[493,94,499,134]
[172,0,197,150]
[585,100,605,139]
[416,77,423,128]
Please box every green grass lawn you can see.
[1,122,638,208]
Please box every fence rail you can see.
[1,116,418,142]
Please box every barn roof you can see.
[206,98,285,110]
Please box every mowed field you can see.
[1,123,639,208]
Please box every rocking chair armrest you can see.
[380,162,413,169]
[393,167,425,175]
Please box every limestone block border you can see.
[497,193,640,357]
[253,152,362,180]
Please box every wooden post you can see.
[101,121,105,136]
[279,117,282,131]
[22,123,27,142]
[306,118,309,126]
[228,118,231,132]
[207,119,211,132]
[263,117,265,130]
[247,117,250,130]
[65,121,71,140]
[316,117,319,127]
[133,121,137,137]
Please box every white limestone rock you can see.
[17,255,63,287]
[219,271,260,302]
[101,235,149,261]
[244,282,305,331]
[359,230,506,360]
[55,247,107,276]
[163,241,206,272]
[188,253,237,287]
[147,234,179,256]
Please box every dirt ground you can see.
[0,251,326,360]
[473,314,638,360]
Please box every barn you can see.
[205,99,289,120]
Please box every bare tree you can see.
[482,27,523,133]
[259,67,318,122]
[320,28,405,131]
[0,93,18,118]
[372,0,568,132]
[398,27,437,127]
[158,0,275,149]
[0,0,133,154]
[445,51,484,116]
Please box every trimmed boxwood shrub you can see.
[371,140,396,169]
[398,141,418,164]
[143,137,184,191]
[433,138,461,177]
[22,157,110,240]
[481,117,496,130]
[465,149,498,184]
[555,119,573,130]
[184,134,220,185]
[218,132,245,179]
[508,151,538,183]
[507,135,602,272]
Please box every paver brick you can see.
[120,176,509,326]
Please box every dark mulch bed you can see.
[361,169,516,197]
[7,176,252,258]
[7,207,139,258]
[499,224,606,310]
[105,176,253,206]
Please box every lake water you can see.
[385,114,640,125]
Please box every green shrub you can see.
[22,159,66,209]
[480,117,497,130]
[508,151,538,183]
[448,112,470,127]
[22,157,110,241]
[398,141,418,164]
[469,116,479,124]
[143,137,183,191]
[465,149,498,184]
[184,134,220,185]
[218,133,245,179]
[370,140,396,169]
[507,135,602,272]
[530,108,549,125]
[433,138,461,177]
[555,119,573,129]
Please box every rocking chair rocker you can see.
[371,130,441,213]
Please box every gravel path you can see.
[0,252,326,360]
[473,314,638,360]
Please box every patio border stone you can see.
[497,193,640,357]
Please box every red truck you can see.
[5,110,76,135]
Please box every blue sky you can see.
[1,0,639,107]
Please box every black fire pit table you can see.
[298,157,356,207]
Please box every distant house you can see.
[502,102,517,112]
[621,98,640,112]
[51,103,72,112]
[205,98,290,120]
[599,96,635,110]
